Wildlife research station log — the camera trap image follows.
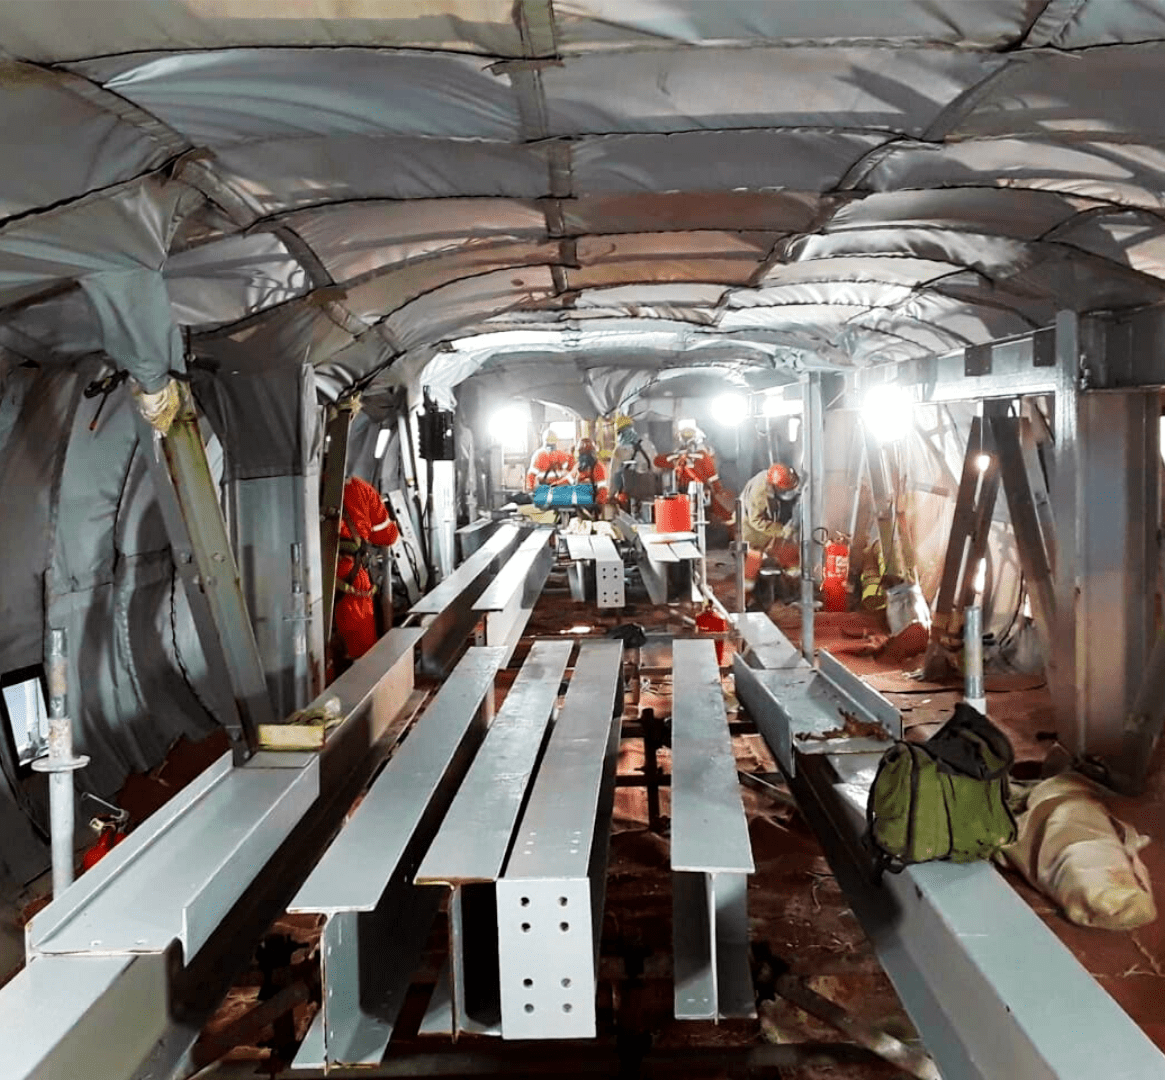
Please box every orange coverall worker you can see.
[335,476,399,660]
[525,444,576,490]
[654,442,734,521]
[575,438,608,502]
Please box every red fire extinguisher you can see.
[822,532,851,612]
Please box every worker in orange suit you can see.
[334,475,400,660]
[574,437,608,504]
[654,425,735,521]
[525,429,575,491]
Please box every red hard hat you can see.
[767,463,800,491]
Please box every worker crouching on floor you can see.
[739,462,802,606]
[654,424,735,521]
[335,475,400,660]
[525,428,575,491]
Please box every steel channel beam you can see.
[417,640,573,1039]
[137,388,276,751]
[733,625,1165,1080]
[0,954,170,1080]
[847,330,1058,407]
[290,647,505,1069]
[406,524,525,676]
[816,649,902,740]
[319,404,355,638]
[28,750,319,962]
[474,530,555,666]
[670,640,754,1022]
[733,611,804,671]
[496,641,623,1040]
[1,627,422,1080]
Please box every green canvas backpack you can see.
[866,702,1018,873]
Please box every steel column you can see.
[990,415,1056,661]
[137,384,275,752]
[31,628,88,898]
[1053,314,1158,775]
[320,401,356,640]
[800,374,823,662]
[230,474,325,717]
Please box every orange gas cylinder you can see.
[654,494,692,533]
[823,533,851,612]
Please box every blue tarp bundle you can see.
[532,483,596,508]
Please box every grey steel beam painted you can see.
[496,641,623,1040]
[847,329,1058,407]
[0,627,423,1080]
[670,640,755,1022]
[29,750,319,960]
[417,640,573,1039]
[137,386,275,751]
[817,648,902,740]
[734,627,1165,1080]
[0,954,169,1080]
[474,529,555,666]
[290,647,505,1069]
[456,517,499,561]
[591,535,625,608]
[733,611,802,670]
[319,402,355,639]
[405,524,525,676]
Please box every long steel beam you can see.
[290,647,504,1070]
[416,640,573,1039]
[733,622,1165,1080]
[496,640,623,1040]
[670,640,754,1022]
[0,627,423,1080]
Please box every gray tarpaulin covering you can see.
[4,1,1165,870]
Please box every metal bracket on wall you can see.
[496,641,623,1040]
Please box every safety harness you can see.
[336,506,378,598]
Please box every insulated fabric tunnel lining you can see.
[1,0,1164,875]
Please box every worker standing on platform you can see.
[609,414,659,509]
[738,463,801,603]
[335,475,400,660]
[654,425,734,521]
[525,428,575,491]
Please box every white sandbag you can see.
[1000,773,1156,931]
[886,582,930,636]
